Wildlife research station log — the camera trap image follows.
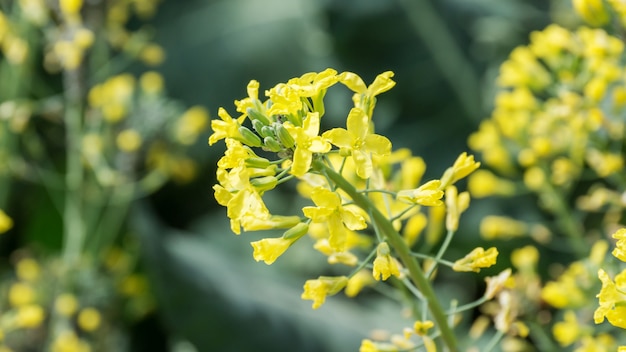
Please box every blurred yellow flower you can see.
[116,129,142,152]
[55,293,79,316]
[78,307,101,332]
[16,258,39,281]
[452,247,498,272]
[15,304,45,328]
[372,242,402,281]
[9,282,35,306]
[0,209,13,234]
[301,276,348,309]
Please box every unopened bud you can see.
[260,126,275,139]
[263,136,283,152]
[247,108,270,125]
[250,176,278,192]
[245,157,271,169]
[275,124,295,148]
[283,222,309,240]
[238,126,262,147]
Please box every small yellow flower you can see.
[0,209,13,234]
[594,268,626,329]
[345,270,374,297]
[611,228,626,262]
[77,307,101,332]
[55,293,78,316]
[16,258,39,281]
[251,236,297,265]
[484,269,513,299]
[139,71,164,94]
[573,0,610,26]
[209,108,246,146]
[397,180,444,207]
[176,106,209,145]
[480,216,527,240]
[302,187,367,251]
[359,339,379,352]
[284,112,331,177]
[140,43,165,66]
[301,276,348,309]
[51,331,90,352]
[452,247,498,272]
[15,304,45,328]
[413,320,434,336]
[116,129,142,152]
[553,310,581,347]
[372,242,402,281]
[9,282,35,306]
[467,169,515,198]
[440,152,481,188]
[445,185,470,232]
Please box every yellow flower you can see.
[9,282,35,306]
[594,268,626,329]
[251,224,308,265]
[611,228,626,262]
[479,215,527,240]
[116,129,142,152]
[55,293,78,316]
[15,304,45,328]
[413,320,434,336]
[397,180,444,206]
[484,268,513,299]
[323,107,391,179]
[51,331,90,352]
[445,185,470,232]
[440,152,481,188]
[16,258,39,281]
[176,106,209,145]
[573,0,610,26]
[139,71,164,94]
[345,270,374,297]
[511,245,539,271]
[372,242,402,281]
[553,310,581,347]
[359,339,379,352]
[467,169,515,198]
[302,187,367,251]
[284,112,331,177]
[77,307,101,332]
[209,107,246,146]
[452,247,498,272]
[0,209,13,234]
[301,276,348,309]
[140,43,165,66]
[339,71,395,117]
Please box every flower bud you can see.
[245,157,271,169]
[238,126,262,147]
[275,124,295,148]
[283,222,309,240]
[250,176,278,192]
[260,126,275,139]
[248,107,270,125]
[263,136,283,152]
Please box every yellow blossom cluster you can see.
[210,69,492,351]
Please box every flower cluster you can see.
[210,69,496,350]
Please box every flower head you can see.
[372,242,402,281]
[301,276,348,309]
[452,247,498,272]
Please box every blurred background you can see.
[0,0,580,351]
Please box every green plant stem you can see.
[427,229,455,278]
[482,329,505,352]
[61,68,85,269]
[398,0,482,121]
[542,182,587,257]
[313,159,458,352]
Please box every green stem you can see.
[61,68,85,269]
[427,229,455,278]
[542,181,587,257]
[482,329,505,352]
[397,0,482,121]
[312,159,458,352]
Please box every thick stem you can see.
[312,159,458,352]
